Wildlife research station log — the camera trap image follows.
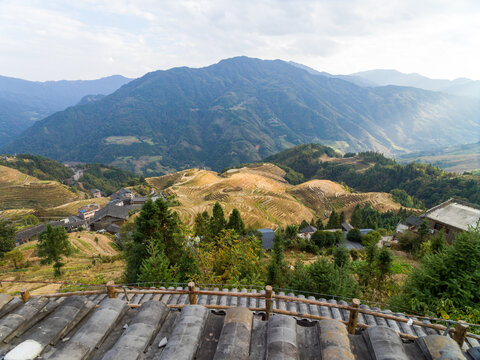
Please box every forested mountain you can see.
[352,69,480,99]
[265,144,480,208]
[0,75,132,146]
[3,57,480,174]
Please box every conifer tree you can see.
[227,208,245,235]
[0,220,15,257]
[267,233,289,287]
[210,202,226,236]
[327,210,340,229]
[339,211,346,224]
[350,205,363,228]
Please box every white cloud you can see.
[0,0,479,80]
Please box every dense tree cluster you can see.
[0,154,74,181]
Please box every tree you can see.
[350,205,363,228]
[418,219,430,242]
[267,233,289,287]
[124,198,182,283]
[137,242,178,284]
[285,225,299,240]
[333,246,350,267]
[362,231,381,246]
[0,220,15,257]
[315,218,324,230]
[4,249,24,269]
[37,224,72,276]
[194,211,211,239]
[227,208,245,235]
[393,230,480,315]
[307,257,358,298]
[347,228,362,242]
[339,211,346,224]
[377,247,393,285]
[210,202,226,235]
[299,219,310,230]
[327,210,340,229]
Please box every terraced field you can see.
[38,197,110,218]
[0,231,123,295]
[148,163,405,228]
[0,165,83,210]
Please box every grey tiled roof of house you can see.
[0,291,478,360]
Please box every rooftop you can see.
[425,198,480,231]
[0,287,478,360]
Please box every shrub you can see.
[347,228,362,242]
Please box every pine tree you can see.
[267,234,288,287]
[350,205,363,228]
[227,208,245,235]
[210,202,226,236]
[327,210,340,229]
[194,211,211,238]
[299,219,310,230]
[339,211,346,224]
[315,218,324,230]
[37,224,72,277]
[124,198,181,283]
[0,220,15,256]
[137,242,177,284]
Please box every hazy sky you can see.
[1,0,479,81]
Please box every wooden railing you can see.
[15,280,477,347]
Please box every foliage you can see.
[37,224,73,276]
[392,230,480,317]
[0,154,73,181]
[326,210,340,229]
[362,231,381,246]
[267,233,289,287]
[4,249,25,269]
[347,228,362,242]
[137,242,178,284]
[194,211,211,239]
[390,189,421,208]
[311,230,342,248]
[293,257,359,299]
[194,230,265,285]
[210,202,227,236]
[0,220,15,257]
[333,246,350,267]
[124,198,184,283]
[227,208,245,235]
[80,163,143,195]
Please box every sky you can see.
[1,0,479,81]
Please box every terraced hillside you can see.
[147,163,405,228]
[0,231,122,295]
[0,165,83,211]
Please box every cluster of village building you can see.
[15,188,162,245]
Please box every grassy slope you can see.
[0,231,123,295]
[147,163,405,228]
[0,165,83,211]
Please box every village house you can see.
[91,189,102,198]
[90,204,130,231]
[77,203,100,221]
[424,198,480,241]
[298,225,317,240]
[110,188,135,202]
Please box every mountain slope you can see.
[0,75,132,146]
[146,163,404,228]
[3,57,480,173]
[352,69,480,99]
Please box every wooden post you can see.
[453,321,468,347]
[106,280,117,298]
[188,282,197,305]
[20,288,30,302]
[347,298,360,334]
[265,285,273,320]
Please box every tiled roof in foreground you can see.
[0,289,479,359]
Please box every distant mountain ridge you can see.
[351,69,480,99]
[0,74,132,146]
[2,57,480,174]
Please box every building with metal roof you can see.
[257,228,275,249]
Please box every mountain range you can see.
[351,69,480,99]
[2,57,479,174]
[0,75,132,146]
